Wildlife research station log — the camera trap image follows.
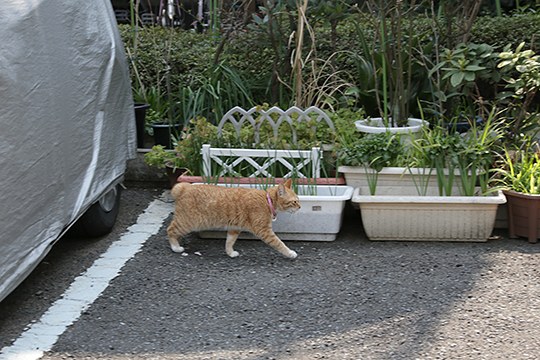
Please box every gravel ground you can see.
[37,194,540,360]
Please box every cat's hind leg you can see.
[225,230,241,258]
[167,221,187,253]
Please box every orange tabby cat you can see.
[167,179,300,258]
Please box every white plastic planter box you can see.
[199,184,354,241]
[351,187,506,242]
[338,166,463,196]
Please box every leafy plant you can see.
[309,0,355,51]
[134,85,176,137]
[454,111,503,195]
[498,42,540,135]
[194,62,255,123]
[427,42,499,121]
[348,1,431,127]
[471,12,540,50]
[144,116,219,174]
[492,138,540,195]
[337,132,404,194]
[247,1,295,106]
[143,145,183,170]
[411,110,502,196]
[175,86,205,126]
[409,125,459,195]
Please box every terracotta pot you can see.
[503,190,540,243]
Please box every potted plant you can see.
[491,139,540,243]
[143,115,221,186]
[337,126,461,197]
[350,0,429,135]
[175,106,354,241]
[143,144,188,188]
[426,42,500,131]
[147,92,182,149]
[348,115,507,242]
[337,131,408,195]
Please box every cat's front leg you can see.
[255,229,297,259]
[225,230,241,258]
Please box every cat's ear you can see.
[278,183,285,197]
[278,179,292,196]
[283,178,292,189]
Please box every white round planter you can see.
[355,117,428,134]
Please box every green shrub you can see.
[119,25,218,93]
[471,13,540,51]
[119,12,540,122]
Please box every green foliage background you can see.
[120,12,540,110]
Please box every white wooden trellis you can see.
[217,106,335,147]
[202,144,321,179]
[201,106,334,180]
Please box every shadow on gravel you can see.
[48,203,540,359]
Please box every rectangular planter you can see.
[338,166,462,196]
[351,188,506,242]
[177,175,346,185]
[199,184,354,241]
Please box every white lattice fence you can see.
[198,106,336,180]
[202,145,322,179]
[217,106,335,146]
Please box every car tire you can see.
[69,185,121,238]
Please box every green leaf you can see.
[464,65,486,72]
[464,72,476,82]
[428,62,446,77]
[450,72,465,87]
[498,60,512,68]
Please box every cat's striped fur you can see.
[167,179,300,258]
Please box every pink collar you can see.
[266,192,277,221]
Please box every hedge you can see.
[119,12,540,109]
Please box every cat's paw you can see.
[170,245,185,253]
[286,250,298,259]
[227,250,240,258]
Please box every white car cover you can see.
[0,0,137,301]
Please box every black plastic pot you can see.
[445,116,483,134]
[134,103,150,148]
[152,123,181,149]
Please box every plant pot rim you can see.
[134,103,150,109]
[177,175,346,186]
[355,117,428,134]
[352,188,507,204]
[151,122,181,128]
[191,182,354,201]
[503,189,540,198]
[338,165,463,176]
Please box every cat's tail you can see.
[171,182,189,199]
